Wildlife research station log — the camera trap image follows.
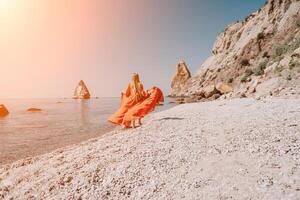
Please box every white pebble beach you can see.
[0,98,300,199]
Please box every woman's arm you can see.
[125,83,131,96]
[140,84,149,97]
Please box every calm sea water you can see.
[0,97,175,165]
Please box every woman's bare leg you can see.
[138,118,142,126]
[132,120,136,128]
[123,124,130,129]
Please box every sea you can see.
[0,97,175,165]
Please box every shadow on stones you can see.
[158,117,185,121]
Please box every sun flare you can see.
[0,0,14,8]
[0,0,17,16]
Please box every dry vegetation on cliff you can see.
[171,0,300,103]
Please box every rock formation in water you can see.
[172,0,300,101]
[170,61,191,96]
[0,104,9,117]
[73,80,91,99]
[27,108,42,112]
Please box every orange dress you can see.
[122,87,164,126]
[108,83,147,125]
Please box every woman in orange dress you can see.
[123,86,164,128]
[108,73,148,127]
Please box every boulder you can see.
[211,93,221,100]
[170,61,191,96]
[279,55,291,67]
[203,85,221,98]
[216,83,233,94]
[27,108,42,112]
[0,104,9,117]
[73,80,91,99]
[255,78,280,98]
[247,78,260,94]
[291,47,300,58]
[173,97,185,104]
[184,96,199,103]
[265,62,278,75]
[239,93,247,98]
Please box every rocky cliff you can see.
[172,0,300,102]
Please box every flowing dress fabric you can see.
[122,87,164,126]
[108,83,147,125]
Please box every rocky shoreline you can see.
[170,0,300,103]
[1,97,299,199]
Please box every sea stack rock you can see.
[170,61,191,96]
[0,104,9,117]
[73,80,91,99]
[27,108,42,112]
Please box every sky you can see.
[0,0,266,98]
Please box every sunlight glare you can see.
[0,0,17,16]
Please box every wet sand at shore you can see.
[0,97,175,166]
[0,123,116,166]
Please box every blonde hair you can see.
[131,73,144,101]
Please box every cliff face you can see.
[173,0,300,101]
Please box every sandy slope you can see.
[0,98,300,200]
